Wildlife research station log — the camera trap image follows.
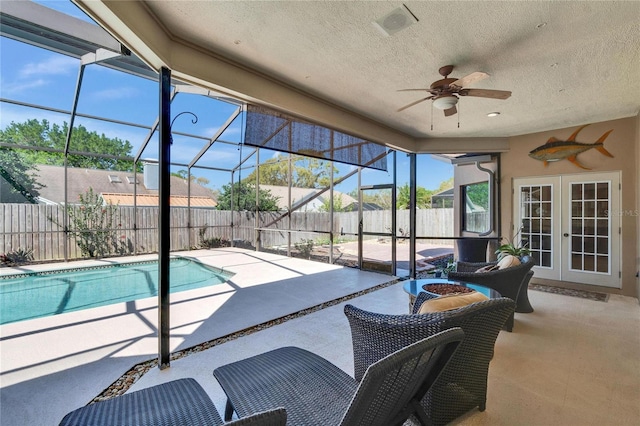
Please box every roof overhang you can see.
[73,0,417,153]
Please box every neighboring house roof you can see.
[32,165,216,205]
[431,187,454,209]
[343,201,383,211]
[259,185,357,212]
[101,193,217,207]
[431,187,454,200]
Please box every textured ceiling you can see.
[82,1,640,140]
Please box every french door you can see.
[514,171,621,288]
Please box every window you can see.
[462,181,490,233]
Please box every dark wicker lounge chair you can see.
[58,378,286,426]
[447,256,535,331]
[214,328,464,426]
[344,296,515,426]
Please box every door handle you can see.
[563,233,569,237]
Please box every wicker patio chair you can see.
[344,296,515,426]
[447,256,535,331]
[58,378,286,426]
[214,328,464,426]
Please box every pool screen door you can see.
[358,185,395,275]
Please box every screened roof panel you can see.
[78,65,158,125]
[0,37,77,111]
[245,104,387,171]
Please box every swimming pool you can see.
[0,257,233,325]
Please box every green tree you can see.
[347,188,393,210]
[396,184,432,209]
[435,177,454,193]
[0,119,134,171]
[465,181,489,210]
[244,154,338,188]
[171,170,211,187]
[0,148,43,203]
[319,194,348,212]
[216,181,280,211]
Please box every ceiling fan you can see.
[397,65,512,117]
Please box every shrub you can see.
[50,187,132,258]
[294,238,314,259]
[0,248,34,267]
[198,226,231,248]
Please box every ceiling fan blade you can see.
[450,72,489,89]
[397,88,435,93]
[397,96,433,112]
[460,88,512,100]
[444,105,457,117]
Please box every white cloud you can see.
[91,87,140,101]
[0,104,67,129]
[19,56,77,78]
[1,78,48,96]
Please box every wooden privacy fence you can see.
[1,203,466,262]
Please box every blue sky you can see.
[1,0,453,193]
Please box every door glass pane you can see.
[584,255,595,271]
[541,251,551,267]
[597,183,609,199]
[596,219,608,236]
[572,219,582,234]
[570,180,610,274]
[584,219,595,235]
[572,236,582,251]
[572,201,582,216]
[584,201,595,217]
[584,237,595,254]
[596,237,608,254]
[572,253,582,269]
[572,183,582,199]
[584,183,596,199]
[519,184,552,268]
[530,235,540,249]
[596,256,608,273]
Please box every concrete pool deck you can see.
[0,248,396,425]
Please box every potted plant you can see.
[431,261,457,278]
[495,227,531,261]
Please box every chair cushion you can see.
[475,264,499,273]
[418,291,489,313]
[497,255,521,269]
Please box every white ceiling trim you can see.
[414,138,509,154]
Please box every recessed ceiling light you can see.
[536,22,547,28]
[487,112,500,117]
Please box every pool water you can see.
[0,257,232,325]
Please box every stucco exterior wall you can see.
[501,117,638,297]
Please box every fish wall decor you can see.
[528,124,614,169]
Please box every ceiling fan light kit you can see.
[432,95,458,110]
